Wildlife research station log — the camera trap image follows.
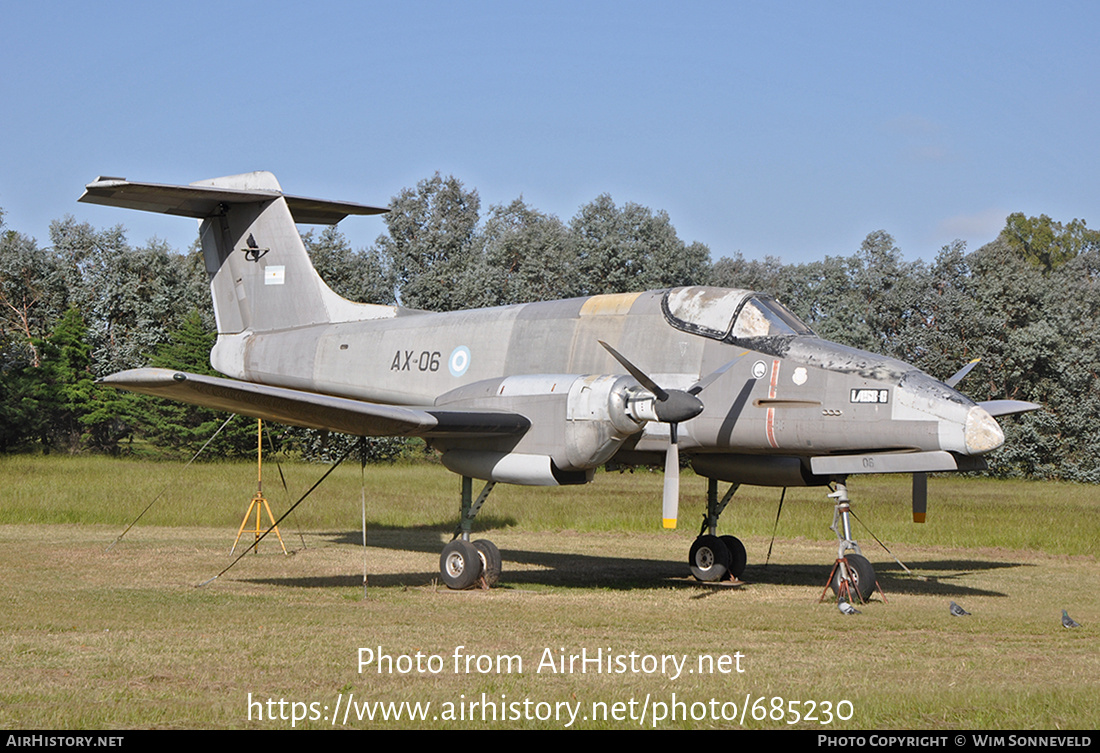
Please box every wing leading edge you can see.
[100,369,531,438]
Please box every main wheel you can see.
[689,535,732,582]
[830,553,876,602]
[472,539,501,587]
[720,535,747,579]
[440,539,482,590]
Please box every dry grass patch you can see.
[1,457,1097,729]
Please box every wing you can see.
[100,368,530,438]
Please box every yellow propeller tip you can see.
[662,519,678,529]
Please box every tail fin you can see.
[80,171,396,353]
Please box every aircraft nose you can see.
[964,405,1004,454]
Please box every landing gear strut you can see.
[440,476,501,589]
[825,478,880,603]
[688,479,747,582]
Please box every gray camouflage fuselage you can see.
[81,171,1006,490]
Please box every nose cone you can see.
[964,405,1005,454]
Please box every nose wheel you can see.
[828,552,877,602]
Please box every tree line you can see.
[1,176,1097,481]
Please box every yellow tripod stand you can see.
[231,419,288,555]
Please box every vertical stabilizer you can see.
[79,172,396,374]
[192,172,391,335]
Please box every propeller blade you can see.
[945,358,981,388]
[663,424,680,528]
[912,472,928,523]
[978,399,1042,417]
[597,339,699,531]
[598,340,669,400]
[688,351,750,395]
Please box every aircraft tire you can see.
[830,553,876,602]
[440,539,483,590]
[689,535,731,582]
[720,535,747,579]
[473,539,501,587]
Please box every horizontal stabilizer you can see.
[79,176,387,224]
[100,368,530,438]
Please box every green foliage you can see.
[472,198,579,306]
[0,227,69,365]
[2,191,1099,484]
[570,194,710,295]
[19,308,96,452]
[999,212,1100,274]
[303,226,393,305]
[376,173,482,311]
[132,309,257,458]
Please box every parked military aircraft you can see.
[80,172,1039,598]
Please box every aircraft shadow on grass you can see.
[240,526,1020,597]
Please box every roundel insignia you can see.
[448,346,471,377]
[752,360,768,379]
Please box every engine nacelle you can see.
[434,374,649,483]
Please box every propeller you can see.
[599,341,746,528]
[945,358,981,389]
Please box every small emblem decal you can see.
[752,360,767,379]
[449,346,471,377]
[792,367,808,386]
[264,265,285,285]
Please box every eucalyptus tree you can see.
[1000,213,1100,274]
[569,195,711,296]
[0,224,68,366]
[303,225,393,305]
[471,198,579,306]
[376,173,481,311]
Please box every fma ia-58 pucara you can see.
[81,172,1038,597]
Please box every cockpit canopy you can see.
[662,286,815,343]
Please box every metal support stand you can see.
[820,556,887,605]
[231,420,287,555]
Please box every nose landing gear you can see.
[823,479,882,604]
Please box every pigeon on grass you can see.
[1062,609,1081,629]
[838,600,861,615]
[949,601,971,617]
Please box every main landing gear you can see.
[439,476,501,590]
[824,478,880,603]
[688,479,748,582]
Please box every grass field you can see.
[1,455,1097,729]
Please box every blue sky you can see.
[2,1,1097,265]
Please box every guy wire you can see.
[106,414,237,552]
